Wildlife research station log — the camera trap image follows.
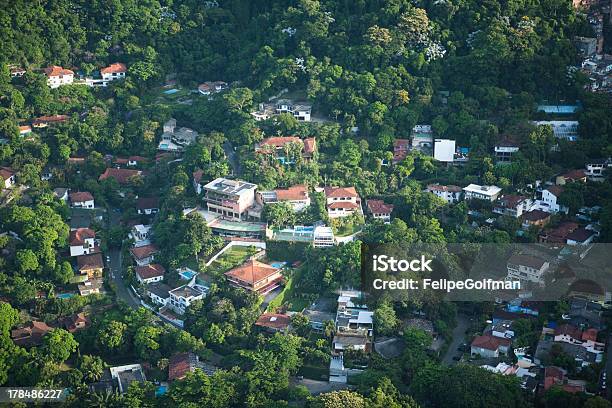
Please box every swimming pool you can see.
[159,143,169,149]
[57,293,76,299]
[155,385,167,396]
[270,262,287,269]
[179,268,197,280]
[163,89,179,95]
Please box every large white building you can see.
[433,139,456,162]
[463,184,502,201]
[202,177,258,221]
[169,284,205,314]
[426,184,462,204]
[44,66,74,88]
[506,254,550,285]
[323,186,362,219]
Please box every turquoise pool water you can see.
[163,89,179,95]
[270,262,287,269]
[57,293,75,299]
[155,385,167,396]
[179,269,197,280]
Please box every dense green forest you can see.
[1,0,612,407]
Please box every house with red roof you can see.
[11,321,54,347]
[99,168,143,185]
[255,313,292,333]
[258,185,310,212]
[425,184,462,204]
[100,63,127,82]
[69,228,97,257]
[540,185,567,213]
[566,227,596,245]
[135,264,166,284]
[77,253,104,278]
[543,366,586,393]
[323,186,362,219]
[225,259,283,294]
[0,167,16,189]
[32,114,69,128]
[493,194,533,218]
[539,221,580,244]
[168,352,199,381]
[365,199,394,223]
[521,209,551,229]
[255,136,317,163]
[393,139,411,163]
[69,191,94,209]
[130,244,159,266]
[470,334,511,358]
[61,313,90,333]
[43,65,74,88]
[556,169,587,185]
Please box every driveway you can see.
[442,314,470,365]
[107,209,140,308]
[223,141,241,176]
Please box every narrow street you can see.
[441,314,471,365]
[223,140,241,176]
[107,209,140,308]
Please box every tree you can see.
[134,326,162,360]
[309,390,366,408]
[80,355,106,382]
[43,329,78,363]
[53,261,73,284]
[0,302,19,335]
[263,201,297,229]
[16,249,39,274]
[374,301,398,336]
[291,313,311,337]
[98,320,127,352]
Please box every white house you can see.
[324,186,362,219]
[147,283,172,306]
[198,81,228,95]
[131,224,152,245]
[257,185,310,212]
[135,263,166,284]
[69,191,95,209]
[493,195,533,218]
[0,167,16,189]
[471,334,511,358]
[313,226,335,247]
[506,254,550,285]
[69,228,96,257]
[463,184,502,202]
[494,140,520,163]
[203,177,258,221]
[43,66,74,88]
[585,158,611,180]
[540,186,567,213]
[100,63,127,82]
[109,364,146,394]
[425,184,462,204]
[130,244,159,266]
[433,139,456,162]
[169,284,205,314]
[136,197,160,215]
[275,100,312,121]
[366,199,394,223]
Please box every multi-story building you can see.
[275,100,312,121]
[324,186,362,219]
[540,185,567,213]
[224,259,283,294]
[100,63,127,82]
[69,228,97,257]
[43,65,74,88]
[463,184,502,201]
[202,177,258,221]
[494,139,520,163]
[365,199,394,223]
[258,185,310,212]
[255,137,316,163]
[426,184,462,204]
[506,254,550,285]
[169,285,205,314]
[585,158,611,180]
[533,121,579,142]
[0,167,16,189]
[493,195,533,218]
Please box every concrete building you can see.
[202,177,258,221]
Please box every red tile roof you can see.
[32,115,69,126]
[522,209,550,222]
[43,65,74,77]
[193,169,204,184]
[77,253,104,271]
[554,324,582,341]
[69,228,96,246]
[99,168,142,184]
[497,194,528,208]
[561,169,586,181]
[0,167,15,180]
[225,259,279,285]
[275,185,308,201]
[11,321,53,346]
[259,136,302,148]
[328,201,360,209]
[303,138,316,154]
[471,334,511,351]
[135,263,166,280]
[63,312,89,332]
[100,62,127,75]
[324,186,359,198]
[130,244,159,260]
[168,352,197,381]
[69,191,94,203]
[545,185,564,197]
[255,313,291,330]
[366,199,394,214]
[566,227,595,243]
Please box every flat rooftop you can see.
[203,177,257,196]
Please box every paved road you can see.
[223,141,241,176]
[442,314,471,365]
[107,209,140,308]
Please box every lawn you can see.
[266,267,311,312]
[207,245,258,275]
[334,223,363,237]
